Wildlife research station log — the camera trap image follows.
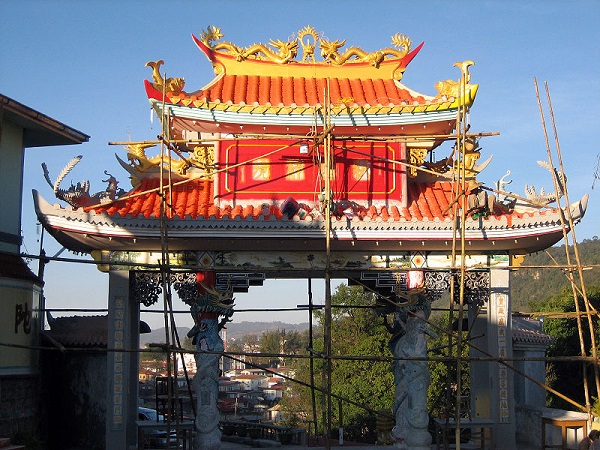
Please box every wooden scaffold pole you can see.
[535,78,600,416]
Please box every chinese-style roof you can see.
[44,315,109,348]
[145,27,477,139]
[33,180,587,255]
[0,251,41,284]
[33,27,588,260]
[234,374,265,380]
[43,314,151,348]
[512,315,553,347]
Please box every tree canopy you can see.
[537,284,600,410]
[283,284,396,443]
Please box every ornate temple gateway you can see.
[35,26,587,449]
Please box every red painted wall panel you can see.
[215,139,405,207]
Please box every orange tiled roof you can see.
[93,179,507,222]
[165,75,430,109]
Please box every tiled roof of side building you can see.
[44,314,151,348]
[512,316,554,346]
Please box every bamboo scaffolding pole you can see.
[158,77,178,436]
[454,64,470,448]
[107,131,500,147]
[535,78,593,417]
[322,79,334,450]
[544,251,599,315]
[539,79,600,404]
[156,75,197,437]
[307,277,319,444]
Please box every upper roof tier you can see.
[145,26,478,139]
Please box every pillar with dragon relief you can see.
[186,271,234,450]
[383,271,436,450]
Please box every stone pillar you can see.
[106,269,139,450]
[187,271,233,450]
[388,272,434,450]
[470,268,516,449]
[391,309,435,450]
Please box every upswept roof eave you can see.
[33,188,576,239]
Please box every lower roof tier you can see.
[33,180,588,255]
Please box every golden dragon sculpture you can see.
[199,25,298,64]
[319,33,412,67]
[145,60,185,95]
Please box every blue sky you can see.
[1,1,599,329]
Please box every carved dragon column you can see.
[186,271,234,450]
[385,270,435,450]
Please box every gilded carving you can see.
[192,145,215,176]
[408,148,428,177]
[145,60,185,95]
[320,33,411,67]
[298,25,319,62]
[435,60,475,98]
[125,143,189,175]
[200,25,298,64]
[198,25,412,70]
[122,143,216,180]
[198,25,224,47]
[453,140,482,179]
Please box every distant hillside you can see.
[140,327,191,348]
[224,321,308,342]
[140,321,308,347]
[511,238,600,311]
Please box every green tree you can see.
[538,285,600,410]
[287,284,395,443]
[426,314,470,418]
[260,329,285,367]
[511,238,600,312]
[283,330,308,359]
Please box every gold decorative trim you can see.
[320,32,411,67]
[145,60,185,95]
[199,25,410,68]
[409,148,428,177]
[124,143,215,179]
[200,25,298,64]
[154,84,478,116]
[194,25,415,80]
[435,60,476,99]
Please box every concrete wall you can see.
[513,344,548,408]
[0,120,24,254]
[42,351,107,450]
[0,375,38,438]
